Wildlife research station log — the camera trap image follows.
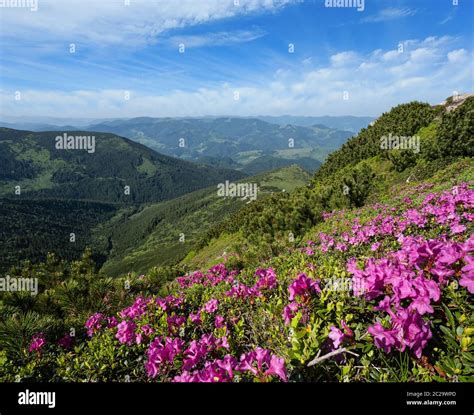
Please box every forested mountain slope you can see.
[0,128,245,204]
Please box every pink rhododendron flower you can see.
[225,283,259,299]
[120,296,150,320]
[107,316,118,329]
[460,255,474,293]
[328,321,353,350]
[371,242,381,251]
[368,309,432,358]
[283,301,300,325]
[57,333,74,349]
[368,323,399,354]
[190,312,202,325]
[29,333,46,353]
[183,340,207,371]
[216,355,237,379]
[203,299,219,313]
[146,337,185,378]
[265,355,288,382]
[85,313,105,337]
[288,273,321,301]
[236,348,288,382]
[116,320,137,345]
[215,315,225,328]
[254,268,277,290]
[328,326,345,349]
[136,324,154,344]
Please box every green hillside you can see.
[0,128,246,204]
[0,125,310,275]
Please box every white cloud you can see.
[382,50,400,61]
[166,28,266,48]
[2,36,472,118]
[0,0,295,47]
[448,49,467,63]
[410,48,437,62]
[330,51,359,66]
[362,7,417,23]
[440,9,457,25]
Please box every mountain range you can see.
[256,115,375,131]
[0,117,360,174]
[82,117,353,174]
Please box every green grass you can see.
[136,157,158,176]
[181,232,243,270]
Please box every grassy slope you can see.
[187,157,474,271]
[21,157,471,383]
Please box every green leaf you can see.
[442,303,455,330]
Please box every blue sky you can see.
[0,0,473,118]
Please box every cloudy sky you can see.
[0,0,473,118]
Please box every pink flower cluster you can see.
[368,309,432,358]
[176,263,237,289]
[348,234,474,357]
[80,264,288,382]
[57,333,74,349]
[182,333,229,371]
[85,313,105,337]
[145,332,286,383]
[225,268,277,299]
[173,355,237,382]
[156,295,184,312]
[173,347,287,382]
[204,299,219,313]
[85,313,117,337]
[120,296,150,319]
[145,337,185,378]
[116,320,137,345]
[283,273,321,325]
[460,255,474,293]
[328,320,354,350]
[28,333,46,352]
[185,298,221,327]
[314,184,473,254]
